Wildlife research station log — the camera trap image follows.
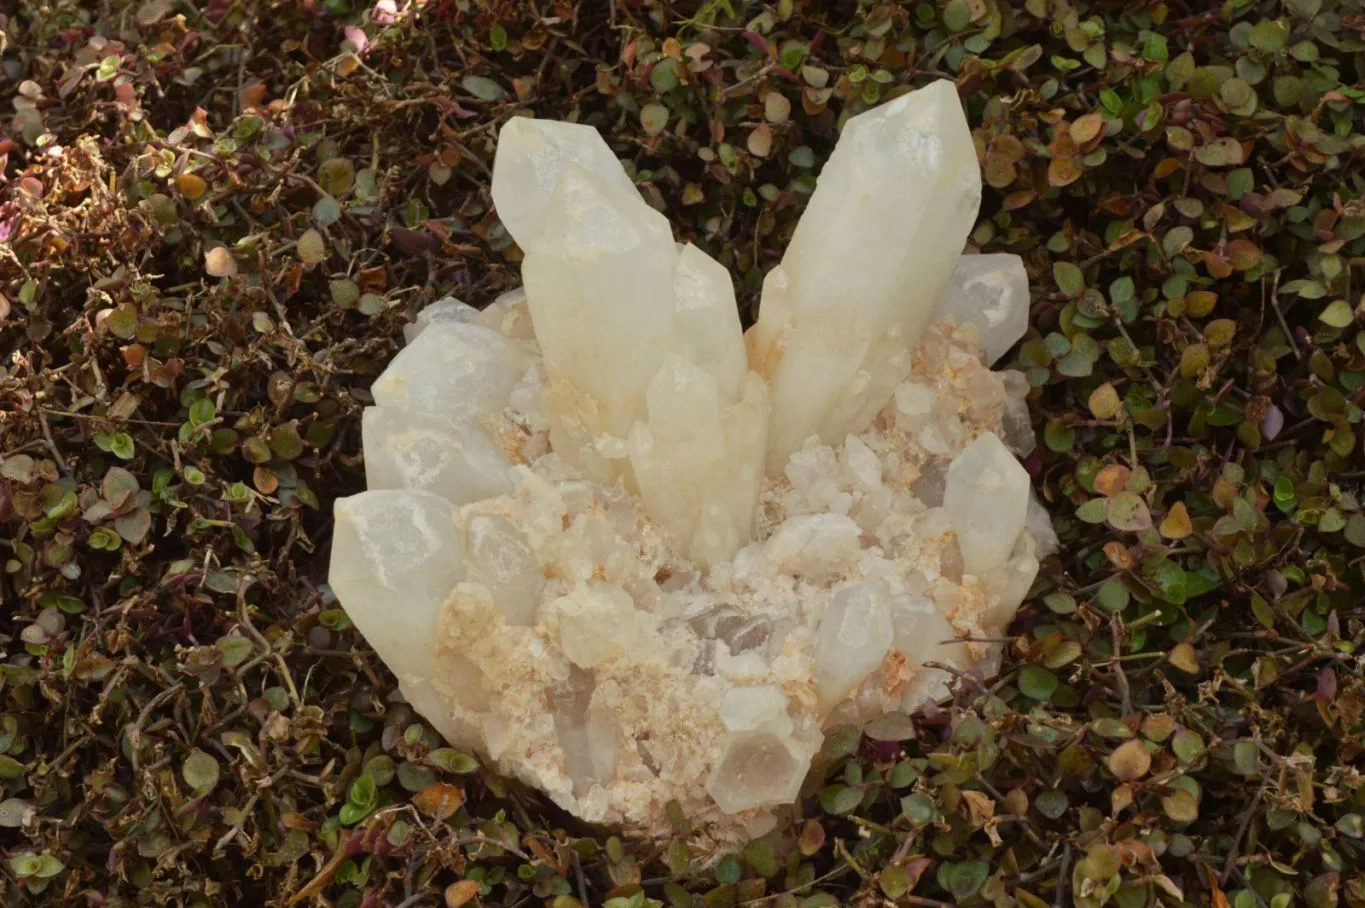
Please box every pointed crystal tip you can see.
[491,117,642,247]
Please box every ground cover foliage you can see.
[1,0,1364,905]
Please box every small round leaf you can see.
[183,748,220,792]
[1107,739,1151,781]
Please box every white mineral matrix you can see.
[329,79,1056,840]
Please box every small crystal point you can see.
[468,287,537,340]
[933,253,1030,364]
[362,406,513,506]
[548,667,620,796]
[1026,490,1059,557]
[551,582,649,670]
[329,490,484,736]
[764,513,861,580]
[630,358,767,566]
[491,117,641,247]
[372,322,530,424]
[892,594,965,667]
[719,685,794,736]
[750,79,983,469]
[1000,369,1036,455]
[814,580,895,707]
[466,513,544,625]
[673,243,747,400]
[944,432,1030,576]
[983,533,1041,629]
[329,489,467,628]
[706,726,818,815]
[405,296,478,344]
[893,593,972,712]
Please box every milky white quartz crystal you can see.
[933,253,1031,366]
[329,81,1049,840]
[747,79,984,471]
[944,432,1031,576]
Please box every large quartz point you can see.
[517,154,766,566]
[748,79,983,470]
[521,162,678,440]
[330,81,1054,841]
[491,117,643,247]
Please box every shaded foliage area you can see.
[1,0,1364,905]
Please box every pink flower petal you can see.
[343,25,369,54]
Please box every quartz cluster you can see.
[329,80,1054,839]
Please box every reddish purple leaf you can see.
[1317,667,1337,702]
[390,227,438,256]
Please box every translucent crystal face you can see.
[932,253,1031,365]
[944,432,1032,576]
[329,80,1053,839]
[706,731,812,815]
[749,78,985,470]
[813,580,895,707]
[371,321,530,423]
[490,118,643,248]
[362,407,513,506]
